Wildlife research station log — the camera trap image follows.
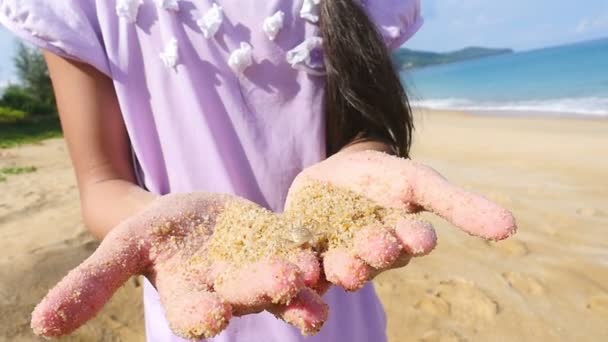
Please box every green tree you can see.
[14,43,54,104]
[1,43,56,115]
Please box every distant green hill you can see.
[393,47,514,69]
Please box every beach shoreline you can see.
[1,109,607,341]
[413,106,608,120]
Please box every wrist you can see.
[338,138,394,155]
[82,179,158,239]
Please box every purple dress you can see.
[0,1,422,340]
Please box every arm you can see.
[44,52,156,239]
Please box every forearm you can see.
[43,52,157,240]
[80,179,157,239]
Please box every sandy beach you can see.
[1,109,606,341]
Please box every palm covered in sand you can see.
[31,151,516,339]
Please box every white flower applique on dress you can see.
[155,0,180,12]
[286,37,325,75]
[197,3,223,39]
[300,0,321,23]
[382,26,401,40]
[160,38,179,70]
[263,11,285,41]
[228,42,253,75]
[116,0,143,23]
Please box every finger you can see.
[353,225,402,269]
[394,217,437,256]
[269,288,329,335]
[314,279,332,295]
[156,269,232,339]
[213,259,304,311]
[323,248,371,291]
[289,251,330,294]
[31,223,149,337]
[389,254,411,269]
[405,162,517,240]
[288,250,321,288]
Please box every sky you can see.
[407,0,608,52]
[1,0,608,85]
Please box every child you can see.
[0,0,515,341]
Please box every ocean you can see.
[402,38,608,117]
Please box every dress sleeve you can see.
[363,0,423,51]
[0,0,110,76]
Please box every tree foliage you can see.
[0,43,56,115]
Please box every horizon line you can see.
[403,35,608,54]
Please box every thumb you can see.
[31,221,149,337]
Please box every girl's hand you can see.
[286,150,517,291]
[31,193,328,340]
[31,151,517,340]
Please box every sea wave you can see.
[412,97,608,116]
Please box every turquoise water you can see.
[402,38,608,116]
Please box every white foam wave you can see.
[412,97,608,117]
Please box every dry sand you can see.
[1,110,606,341]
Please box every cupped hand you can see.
[31,193,328,340]
[286,150,517,291]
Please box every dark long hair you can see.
[320,0,414,158]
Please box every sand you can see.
[1,109,607,341]
[206,181,403,264]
